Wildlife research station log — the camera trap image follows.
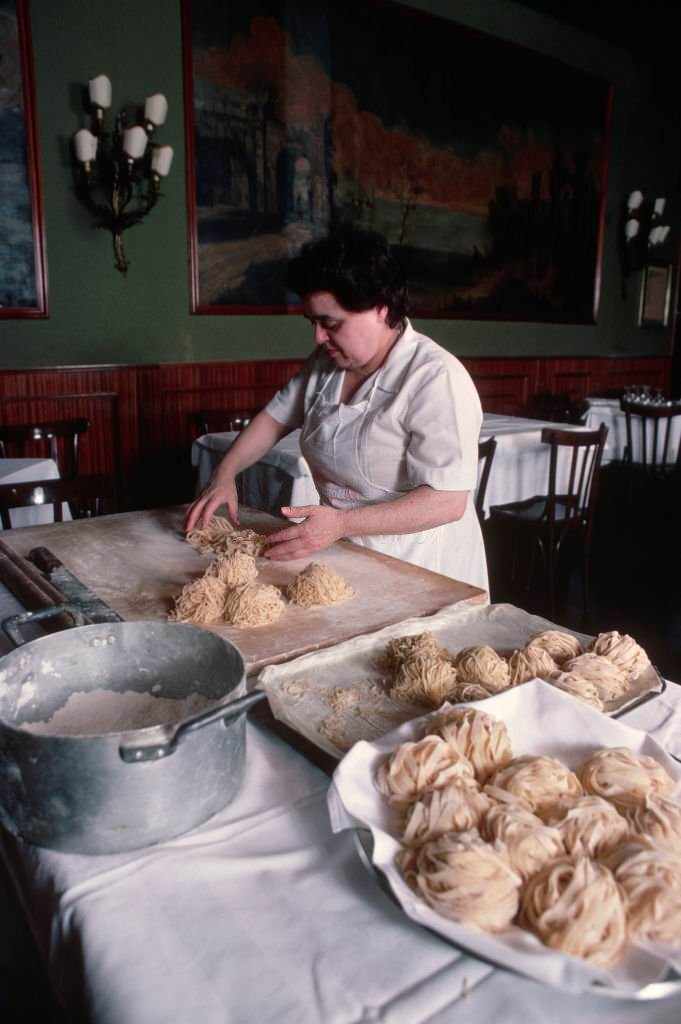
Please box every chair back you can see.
[619,398,681,467]
[0,418,90,479]
[0,474,115,530]
[540,424,608,535]
[476,436,497,521]
[192,409,257,437]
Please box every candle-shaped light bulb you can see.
[73,128,98,163]
[624,218,640,241]
[144,93,168,127]
[122,125,148,159]
[627,189,644,213]
[88,74,112,109]
[653,197,666,218]
[151,145,174,177]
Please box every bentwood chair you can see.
[620,398,681,470]
[489,423,608,619]
[192,409,258,437]
[0,418,90,480]
[476,436,497,523]
[0,475,115,530]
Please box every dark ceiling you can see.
[514,1,677,60]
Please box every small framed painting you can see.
[0,0,48,318]
[638,264,672,328]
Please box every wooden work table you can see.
[1,505,486,677]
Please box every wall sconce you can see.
[620,189,671,297]
[71,74,174,275]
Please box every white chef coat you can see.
[265,319,488,592]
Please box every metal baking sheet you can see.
[258,602,666,759]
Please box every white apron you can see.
[299,369,489,593]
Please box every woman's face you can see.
[302,291,396,376]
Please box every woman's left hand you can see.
[264,505,346,560]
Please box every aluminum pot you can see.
[0,606,264,855]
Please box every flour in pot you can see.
[20,688,219,736]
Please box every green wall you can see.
[2,0,679,368]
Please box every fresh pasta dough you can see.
[605,842,681,945]
[376,735,475,807]
[449,682,492,703]
[551,795,629,858]
[488,755,583,822]
[187,518,268,557]
[454,645,510,693]
[223,582,286,627]
[481,803,564,882]
[507,646,559,686]
[379,632,446,674]
[519,856,627,966]
[433,706,513,783]
[549,672,604,711]
[588,630,651,681]
[577,747,677,811]
[286,562,355,607]
[625,793,681,854]
[169,575,227,624]
[206,551,258,587]
[402,781,491,846]
[525,630,584,665]
[389,654,457,708]
[399,831,521,932]
[560,652,629,702]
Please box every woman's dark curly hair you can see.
[286,227,409,328]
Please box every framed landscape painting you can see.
[0,0,47,318]
[183,0,611,322]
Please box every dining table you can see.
[0,508,680,1021]
[583,397,681,463]
[0,567,680,1021]
[191,411,594,520]
[0,457,71,529]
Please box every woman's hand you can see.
[264,505,346,560]
[184,474,239,533]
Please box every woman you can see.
[185,228,488,591]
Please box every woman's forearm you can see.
[339,485,468,537]
[216,410,292,478]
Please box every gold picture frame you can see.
[638,263,672,328]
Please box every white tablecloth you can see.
[1,582,680,1023]
[583,398,681,464]
[0,457,70,529]
[191,414,592,519]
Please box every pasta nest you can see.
[481,803,564,883]
[519,856,627,967]
[525,629,584,665]
[549,795,630,859]
[389,654,457,709]
[454,645,510,693]
[375,735,475,807]
[398,831,522,932]
[285,562,355,608]
[206,551,258,587]
[625,793,681,854]
[223,582,286,627]
[577,746,677,812]
[560,653,629,702]
[401,780,492,846]
[488,755,583,822]
[549,673,604,711]
[588,630,651,682]
[169,575,227,624]
[507,646,560,685]
[432,706,513,784]
[604,842,681,944]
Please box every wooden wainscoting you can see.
[0,355,671,511]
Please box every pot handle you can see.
[1,604,87,647]
[118,689,266,763]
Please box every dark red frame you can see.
[0,0,48,319]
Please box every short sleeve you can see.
[404,362,482,492]
[265,354,316,428]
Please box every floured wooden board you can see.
[3,506,486,675]
[258,602,666,759]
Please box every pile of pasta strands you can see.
[375,705,681,967]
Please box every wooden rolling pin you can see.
[0,537,76,631]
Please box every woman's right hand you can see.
[184,473,239,533]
